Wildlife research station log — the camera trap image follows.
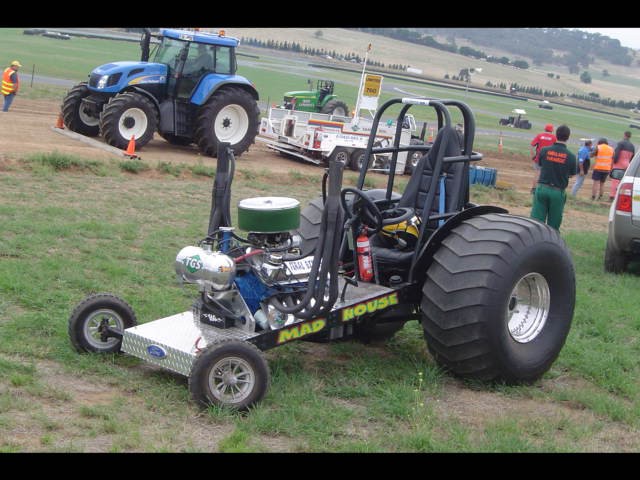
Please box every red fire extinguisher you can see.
[356,228,374,282]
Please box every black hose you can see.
[207,143,234,236]
[269,158,344,319]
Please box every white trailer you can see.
[258,106,418,174]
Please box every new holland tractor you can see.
[61,29,260,156]
[282,79,349,116]
[68,97,576,411]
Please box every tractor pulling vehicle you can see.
[61,28,260,157]
[282,79,349,116]
[68,97,576,411]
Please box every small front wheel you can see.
[68,293,137,353]
[189,339,270,411]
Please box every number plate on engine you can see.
[285,256,315,276]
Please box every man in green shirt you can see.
[530,125,577,230]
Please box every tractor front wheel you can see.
[421,213,575,384]
[61,83,100,136]
[194,87,260,157]
[100,92,158,149]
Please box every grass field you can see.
[1,155,639,452]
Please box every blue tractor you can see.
[61,29,260,156]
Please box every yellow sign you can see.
[363,74,382,97]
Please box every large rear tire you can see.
[194,87,260,157]
[100,92,158,149]
[61,83,100,137]
[421,213,575,383]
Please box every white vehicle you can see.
[258,106,421,174]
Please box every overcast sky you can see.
[577,28,640,50]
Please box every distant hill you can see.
[352,28,636,69]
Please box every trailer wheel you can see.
[421,213,575,383]
[68,293,137,353]
[189,339,270,411]
[61,83,100,136]
[349,149,366,171]
[194,86,260,157]
[100,92,158,149]
[329,147,351,169]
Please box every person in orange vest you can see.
[609,131,635,200]
[2,60,21,112]
[590,138,614,201]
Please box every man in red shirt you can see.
[529,124,557,194]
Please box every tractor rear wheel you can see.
[100,92,158,149]
[61,83,100,137]
[321,99,349,117]
[194,87,260,157]
[421,213,575,384]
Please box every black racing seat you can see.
[371,125,469,273]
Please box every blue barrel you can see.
[469,166,497,187]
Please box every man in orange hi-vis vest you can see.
[590,138,614,201]
[2,60,21,112]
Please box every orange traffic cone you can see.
[55,112,64,129]
[124,135,137,158]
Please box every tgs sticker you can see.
[182,255,203,273]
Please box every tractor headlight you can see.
[96,75,109,89]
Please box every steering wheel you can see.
[340,188,415,233]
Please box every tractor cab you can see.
[150,29,237,101]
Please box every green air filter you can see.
[237,197,300,233]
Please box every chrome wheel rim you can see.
[83,309,124,350]
[208,356,255,404]
[507,272,550,343]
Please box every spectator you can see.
[529,123,556,194]
[530,125,577,230]
[590,138,614,201]
[609,131,635,200]
[571,139,592,197]
[2,60,21,112]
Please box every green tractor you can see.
[282,79,349,116]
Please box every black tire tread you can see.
[421,213,573,383]
[193,86,260,157]
[61,83,100,137]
